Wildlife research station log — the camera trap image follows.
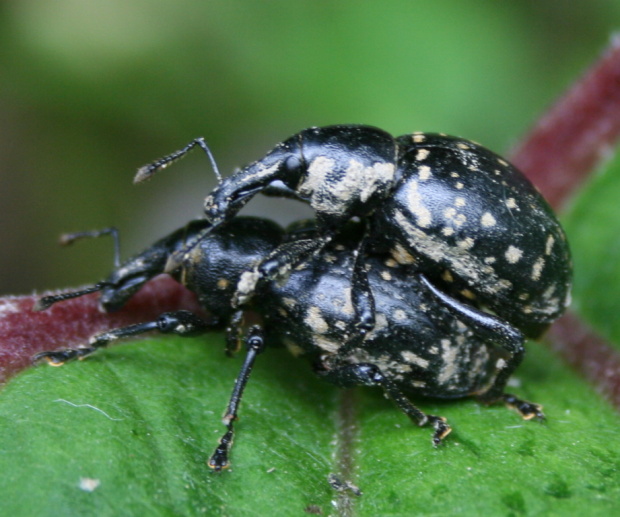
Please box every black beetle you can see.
[34,216,542,471]
[137,126,571,339]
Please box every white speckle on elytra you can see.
[418,165,432,180]
[394,309,407,321]
[457,238,475,250]
[391,243,416,264]
[505,245,523,264]
[444,207,457,219]
[443,208,467,227]
[381,270,392,281]
[416,149,430,161]
[531,257,545,281]
[401,351,429,368]
[545,235,555,255]
[412,133,426,143]
[393,209,504,297]
[438,339,459,385]
[505,198,517,209]
[406,180,432,228]
[481,212,496,227]
[454,197,466,207]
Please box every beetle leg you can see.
[59,227,121,267]
[317,361,451,446]
[350,235,375,333]
[33,310,214,366]
[33,282,113,311]
[209,326,266,471]
[225,309,245,357]
[33,226,123,311]
[233,237,331,307]
[418,274,541,410]
[329,237,377,359]
[502,394,545,421]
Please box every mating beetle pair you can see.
[35,125,571,470]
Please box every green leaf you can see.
[1,334,619,516]
[0,338,339,515]
[563,150,620,348]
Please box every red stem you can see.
[511,36,620,410]
[511,35,620,209]
[0,276,200,383]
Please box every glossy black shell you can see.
[371,133,571,337]
[204,125,572,337]
[136,217,509,398]
[260,234,503,398]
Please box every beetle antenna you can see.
[134,137,222,184]
[33,282,112,311]
[60,227,121,268]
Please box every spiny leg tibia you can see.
[33,310,212,366]
[318,361,451,446]
[209,326,266,471]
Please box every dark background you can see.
[1,1,618,294]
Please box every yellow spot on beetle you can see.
[505,245,523,264]
[531,257,545,281]
[418,165,432,180]
[481,212,496,227]
[457,237,475,250]
[416,149,430,161]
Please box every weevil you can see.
[138,126,571,339]
[35,216,542,470]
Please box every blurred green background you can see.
[1,0,619,295]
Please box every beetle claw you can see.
[503,393,545,421]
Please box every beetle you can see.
[34,216,542,471]
[136,126,571,339]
